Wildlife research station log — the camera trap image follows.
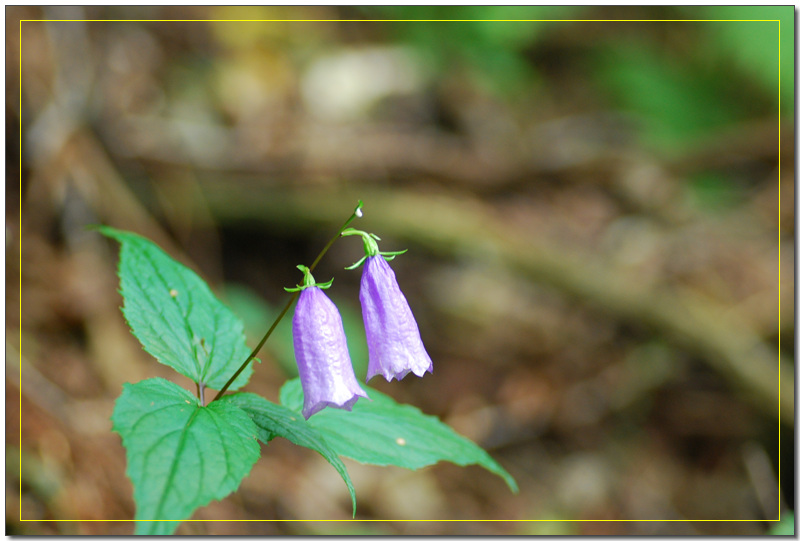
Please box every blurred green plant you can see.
[692,6,793,114]
[769,511,794,535]
[356,8,789,154]
[521,516,580,535]
[686,171,747,213]
[360,6,583,98]
[591,38,766,153]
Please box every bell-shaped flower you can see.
[343,229,433,382]
[289,266,367,419]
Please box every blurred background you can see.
[7,5,794,535]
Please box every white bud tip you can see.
[355,208,363,218]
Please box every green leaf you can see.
[279,378,518,493]
[99,227,253,390]
[111,378,260,535]
[225,392,357,516]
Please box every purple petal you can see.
[360,255,433,382]
[293,287,368,418]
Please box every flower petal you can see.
[293,287,368,418]
[360,255,433,382]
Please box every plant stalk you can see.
[210,201,363,403]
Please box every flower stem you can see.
[210,201,363,403]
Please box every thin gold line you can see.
[19,18,782,22]
[15,17,785,527]
[19,519,782,523]
[18,16,23,526]
[776,18,782,522]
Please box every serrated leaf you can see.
[279,378,518,493]
[112,378,260,535]
[225,392,357,516]
[99,227,253,390]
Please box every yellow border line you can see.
[776,18,782,521]
[20,18,783,22]
[18,16,23,527]
[16,16,785,527]
[17,518,783,523]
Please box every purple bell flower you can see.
[359,255,433,382]
[292,280,367,419]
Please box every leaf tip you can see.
[500,470,519,494]
[94,224,120,239]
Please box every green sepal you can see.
[284,265,334,292]
[343,229,408,268]
[344,256,367,270]
[313,278,334,289]
[380,249,408,262]
[341,228,380,257]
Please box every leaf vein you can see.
[140,248,203,379]
[152,407,202,519]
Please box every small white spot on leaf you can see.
[169,289,178,297]
[396,437,406,446]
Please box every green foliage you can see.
[591,14,788,151]
[593,43,748,151]
[111,378,260,535]
[99,227,253,390]
[101,227,517,530]
[694,6,793,113]
[226,392,357,515]
[355,9,788,157]
[364,6,582,98]
[279,378,518,493]
[769,511,795,535]
[686,171,746,212]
